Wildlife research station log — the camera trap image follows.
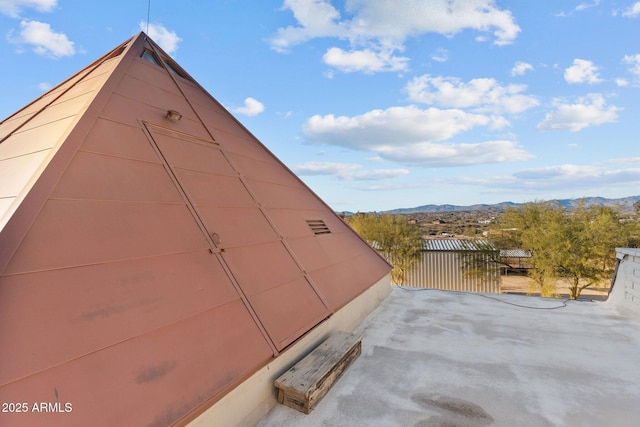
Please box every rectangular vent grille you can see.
[307,219,331,235]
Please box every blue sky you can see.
[1,0,640,212]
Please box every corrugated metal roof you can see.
[421,239,497,251]
[500,249,532,258]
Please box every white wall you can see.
[607,248,640,317]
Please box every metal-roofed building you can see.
[401,239,501,293]
[0,32,391,427]
[500,248,533,272]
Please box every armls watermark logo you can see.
[2,402,73,413]
[31,402,73,413]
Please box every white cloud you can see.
[458,163,640,195]
[575,0,600,12]
[556,0,600,16]
[564,58,603,84]
[623,54,640,82]
[269,0,520,74]
[0,0,56,18]
[322,46,408,73]
[623,2,640,17]
[512,164,640,188]
[12,20,74,58]
[141,22,181,55]
[431,48,448,63]
[269,0,347,53]
[405,75,539,114]
[511,61,533,76]
[615,78,629,87]
[374,140,532,166]
[341,168,410,180]
[38,82,51,91]
[606,157,640,165]
[233,97,265,116]
[346,0,520,45]
[302,105,532,166]
[303,105,491,148]
[292,161,409,180]
[537,94,620,131]
[514,164,600,179]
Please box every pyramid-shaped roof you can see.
[0,33,390,426]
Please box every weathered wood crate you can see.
[274,332,362,414]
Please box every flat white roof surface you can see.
[259,287,640,427]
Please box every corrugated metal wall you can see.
[383,240,501,293]
[402,250,501,293]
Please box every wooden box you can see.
[274,332,362,414]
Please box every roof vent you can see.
[307,219,331,235]
[164,59,188,79]
[105,45,126,60]
[140,49,161,66]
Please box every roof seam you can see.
[0,147,51,162]
[0,34,141,276]
[76,148,163,165]
[0,248,212,278]
[0,297,246,389]
[47,198,186,205]
[0,61,108,145]
[7,115,78,135]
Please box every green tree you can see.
[457,240,501,288]
[496,201,630,299]
[346,213,423,286]
[498,201,563,296]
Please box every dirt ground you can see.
[500,274,610,300]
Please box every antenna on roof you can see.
[146,0,151,34]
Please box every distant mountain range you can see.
[382,196,640,214]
